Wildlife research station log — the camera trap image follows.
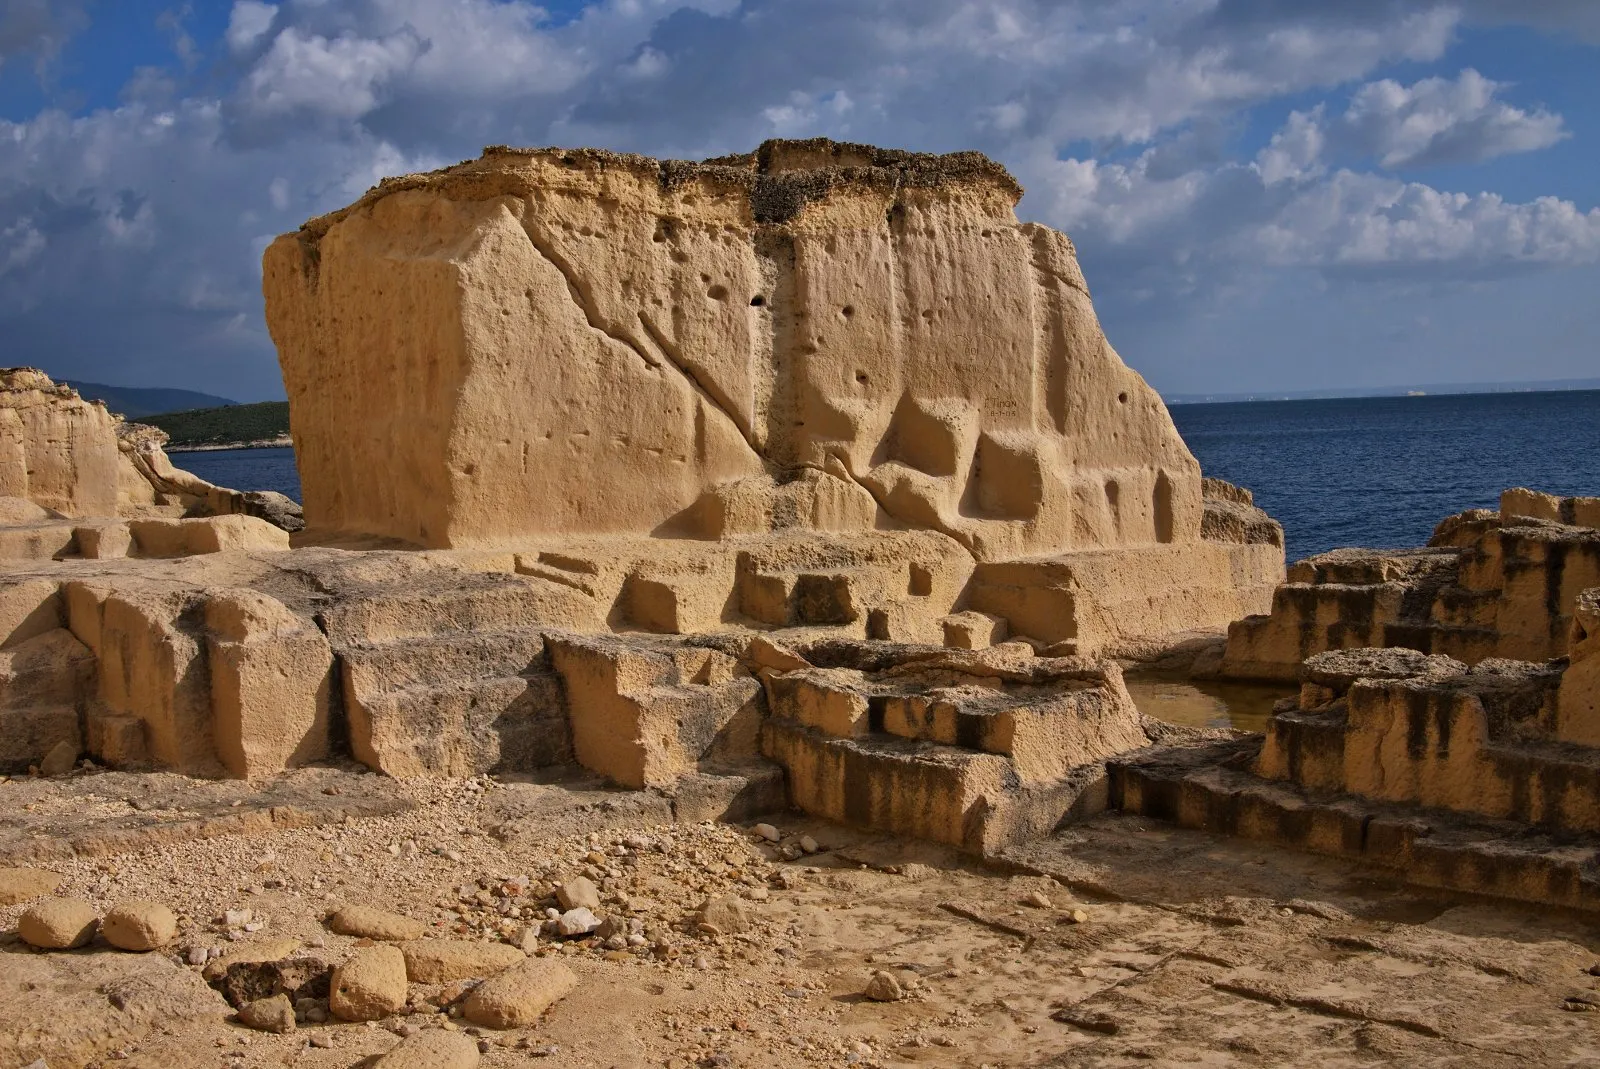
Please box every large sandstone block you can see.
[128,515,290,556]
[96,589,222,776]
[206,590,333,778]
[548,634,763,789]
[265,140,1205,558]
[971,541,1281,651]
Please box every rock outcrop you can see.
[268,141,1196,554]
[265,140,1282,652]
[0,144,1283,855]
[0,369,303,563]
[1221,488,1600,680]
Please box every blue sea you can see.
[1171,389,1600,560]
[177,390,1600,564]
[175,446,301,503]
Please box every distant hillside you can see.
[142,401,291,448]
[64,380,238,419]
[1164,377,1600,405]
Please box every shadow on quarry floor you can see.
[1123,671,1294,733]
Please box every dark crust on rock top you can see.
[293,138,1022,241]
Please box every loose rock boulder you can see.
[368,1029,481,1069]
[555,908,599,937]
[101,900,176,951]
[400,939,524,983]
[864,970,905,1002]
[329,944,408,1022]
[328,904,427,942]
[697,896,752,936]
[554,876,600,911]
[37,738,78,776]
[19,898,98,949]
[460,958,577,1029]
[236,993,295,1034]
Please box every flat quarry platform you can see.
[2,767,1596,1068]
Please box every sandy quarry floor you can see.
[2,765,1598,1069]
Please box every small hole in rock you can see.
[855,371,869,385]
[1117,392,1128,404]
[750,295,766,307]
[841,305,855,318]
[708,284,728,300]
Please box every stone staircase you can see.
[756,642,1148,854]
[1115,646,1600,909]
[326,573,571,778]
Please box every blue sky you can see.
[1,0,1597,401]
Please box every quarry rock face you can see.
[265,140,1204,559]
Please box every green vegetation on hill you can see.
[142,401,291,447]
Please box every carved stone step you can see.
[318,573,576,645]
[342,629,548,694]
[347,673,570,778]
[760,719,1107,854]
[1113,738,1600,911]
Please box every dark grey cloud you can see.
[0,0,89,71]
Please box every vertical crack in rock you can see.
[516,218,662,374]
[517,213,760,462]
[636,309,760,457]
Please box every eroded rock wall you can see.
[265,140,1202,558]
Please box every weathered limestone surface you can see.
[0,943,225,1068]
[267,141,1200,555]
[1222,489,1600,680]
